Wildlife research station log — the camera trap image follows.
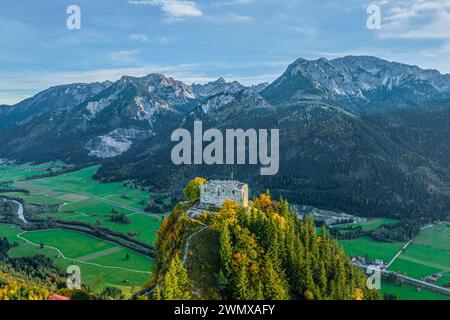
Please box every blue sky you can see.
[1,0,450,104]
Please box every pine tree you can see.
[234,265,251,300]
[152,285,162,300]
[263,256,290,300]
[319,261,328,296]
[153,186,383,301]
[216,270,230,297]
[334,257,348,299]
[219,222,233,277]
[255,281,264,300]
[162,254,192,300]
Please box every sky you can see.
[1,0,450,104]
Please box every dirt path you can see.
[183,227,208,266]
[182,216,208,266]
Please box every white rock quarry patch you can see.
[85,128,148,158]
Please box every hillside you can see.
[0,236,66,300]
[98,96,450,219]
[149,179,382,300]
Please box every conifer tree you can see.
[234,265,251,300]
[263,256,289,300]
[161,254,192,300]
[219,222,233,277]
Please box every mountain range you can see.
[1,55,450,219]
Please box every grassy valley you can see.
[338,219,450,300]
[0,163,166,297]
[1,163,449,300]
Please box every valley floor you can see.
[339,220,450,300]
[0,163,165,296]
[1,162,449,300]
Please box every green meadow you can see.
[334,218,398,233]
[0,162,65,181]
[381,281,449,300]
[21,166,151,210]
[415,223,450,252]
[340,236,404,262]
[0,225,152,294]
[389,223,450,279]
[339,220,450,300]
[1,164,163,245]
[0,163,163,295]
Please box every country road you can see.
[16,230,151,275]
[386,222,444,269]
[353,262,450,297]
[386,240,412,269]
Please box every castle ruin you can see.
[200,180,249,209]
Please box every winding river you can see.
[1,198,27,224]
[12,200,27,224]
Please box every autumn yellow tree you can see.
[183,177,207,204]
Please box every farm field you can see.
[334,218,398,233]
[381,281,449,300]
[339,219,450,300]
[340,236,404,262]
[0,164,162,295]
[415,222,450,252]
[0,225,152,295]
[389,223,450,281]
[17,166,151,210]
[0,164,164,245]
[437,273,450,286]
[0,162,65,182]
[59,210,160,244]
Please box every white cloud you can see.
[205,12,252,23]
[0,63,203,104]
[0,61,280,104]
[108,50,140,63]
[211,0,256,6]
[378,0,450,40]
[128,0,202,20]
[129,34,150,42]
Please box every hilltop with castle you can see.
[200,180,249,209]
[187,179,249,217]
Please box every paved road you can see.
[354,262,450,297]
[386,240,412,269]
[421,222,444,230]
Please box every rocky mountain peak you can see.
[263,55,450,111]
[192,78,245,98]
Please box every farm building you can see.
[200,180,249,209]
